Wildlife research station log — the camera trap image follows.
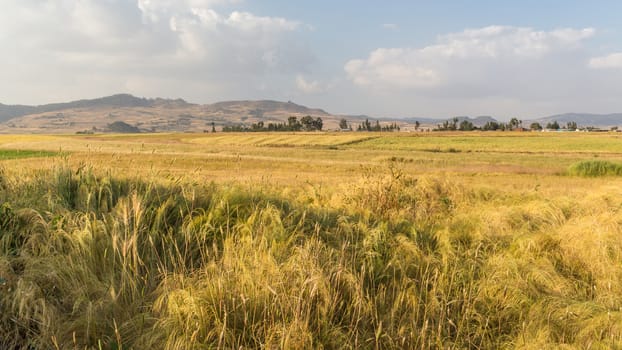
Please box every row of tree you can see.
[355,119,400,132]
[436,118,475,131]
[216,116,582,133]
[528,121,578,131]
[222,116,323,132]
[221,117,401,133]
[434,117,581,132]
[436,117,524,131]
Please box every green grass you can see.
[568,160,622,177]
[0,149,59,160]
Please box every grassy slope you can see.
[1,132,622,348]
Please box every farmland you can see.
[1,132,622,349]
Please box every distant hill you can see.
[207,100,329,116]
[0,94,341,133]
[0,94,192,123]
[3,93,622,133]
[0,104,37,122]
[529,113,622,128]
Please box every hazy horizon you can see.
[2,1,622,119]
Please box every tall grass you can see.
[568,160,622,177]
[1,164,622,348]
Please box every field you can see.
[1,131,622,349]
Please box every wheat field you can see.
[1,132,622,349]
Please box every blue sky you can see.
[2,0,622,119]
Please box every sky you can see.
[2,0,622,120]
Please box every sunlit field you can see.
[2,132,622,349]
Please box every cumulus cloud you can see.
[3,2,621,119]
[0,0,311,104]
[345,26,595,95]
[169,9,301,70]
[296,75,324,94]
[589,53,622,69]
[345,49,441,88]
[427,26,594,58]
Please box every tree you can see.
[546,121,560,130]
[566,121,577,131]
[415,121,420,131]
[509,117,520,130]
[437,117,459,131]
[314,117,323,131]
[451,117,459,130]
[300,115,314,131]
[530,122,543,131]
[211,122,216,132]
[459,120,474,131]
[482,121,500,131]
[339,118,349,130]
[299,116,323,131]
[287,116,302,131]
[288,116,298,128]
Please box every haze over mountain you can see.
[0,94,189,122]
[529,113,622,128]
[1,94,621,133]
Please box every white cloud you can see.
[345,48,441,88]
[345,26,595,93]
[589,53,622,69]
[170,9,301,66]
[427,26,594,59]
[296,75,323,94]
[2,2,620,120]
[382,23,399,31]
[0,0,310,104]
[137,0,240,21]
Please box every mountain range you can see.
[0,94,337,133]
[530,113,622,127]
[0,94,621,133]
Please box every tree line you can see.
[222,116,323,132]
[434,117,580,132]
[355,119,400,132]
[215,116,582,133]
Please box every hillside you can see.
[0,104,37,122]
[0,94,183,122]
[0,95,342,133]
